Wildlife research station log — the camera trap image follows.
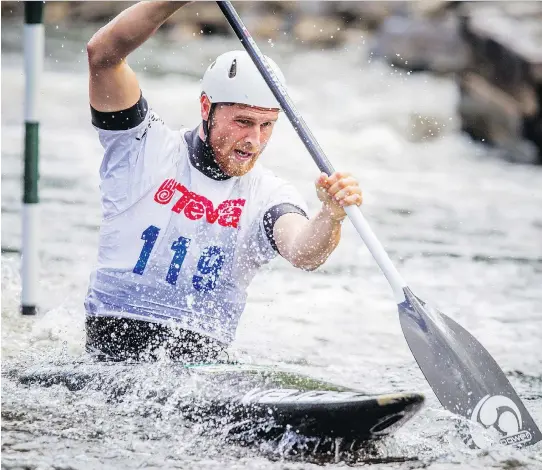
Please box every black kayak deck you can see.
[16,361,424,445]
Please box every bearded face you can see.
[200,97,279,177]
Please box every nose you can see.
[244,125,261,150]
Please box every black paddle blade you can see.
[398,287,541,448]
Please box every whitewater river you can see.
[2,18,542,470]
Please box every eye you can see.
[261,121,273,128]
[236,119,251,126]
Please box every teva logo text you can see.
[154,179,245,228]
[470,394,532,447]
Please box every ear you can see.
[200,94,212,121]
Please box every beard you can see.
[214,151,258,177]
[210,130,260,177]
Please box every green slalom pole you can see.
[22,2,44,315]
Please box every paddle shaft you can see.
[216,1,407,303]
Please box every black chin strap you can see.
[202,102,215,143]
[186,109,231,181]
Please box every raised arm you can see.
[87,1,190,112]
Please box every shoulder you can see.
[245,163,288,192]
[240,163,308,214]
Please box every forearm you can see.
[286,206,343,271]
[87,1,189,67]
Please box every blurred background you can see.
[2,2,542,469]
[3,1,542,163]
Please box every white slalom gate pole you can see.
[22,2,44,315]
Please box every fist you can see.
[315,171,363,221]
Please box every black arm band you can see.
[263,203,308,253]
[91,94,148,131]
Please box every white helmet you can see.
[201,50,285,110]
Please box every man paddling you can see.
[85,1,363,362]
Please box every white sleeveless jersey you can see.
[85,106,307,345]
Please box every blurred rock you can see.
[458,2,542,164]
[44,3,71,25]
[293,16,345,47]
[1,1,23,22]
[172,2,230,36]
[335,1,408,30]
[370,10,468,74]
[68,2,131,23]
[0,1,403,47]
[251,14,284,40]
[458,73,540,164]
[409,0,458,17]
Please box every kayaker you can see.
[84,1,363,362]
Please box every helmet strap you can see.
[195,103,231,181]
[202,103,216,143]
